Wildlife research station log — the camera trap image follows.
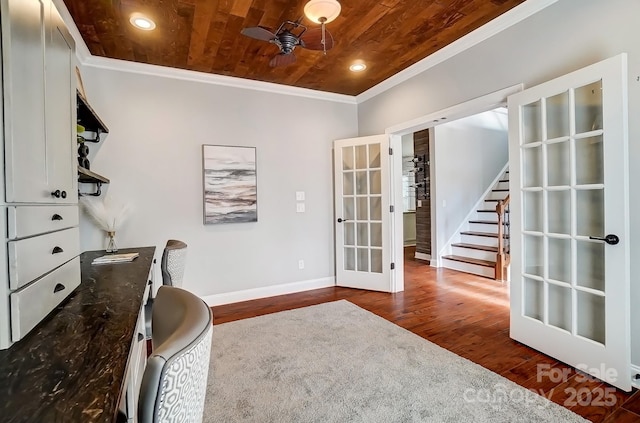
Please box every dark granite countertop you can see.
[0,247,155,423]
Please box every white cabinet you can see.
[2,0,76,204]
[0,0,80,349]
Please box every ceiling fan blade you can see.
[300,28,335,51]
[269,53,297,67]
[241,26,276,42]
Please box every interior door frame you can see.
[384,84,523,277]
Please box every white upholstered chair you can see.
[161,240,188,287]
[138,286,213,423]
[145,240,188,338]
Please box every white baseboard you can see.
[200,277,336,307]
[415,252,431,261]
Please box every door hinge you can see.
[390,205,394,213]
[389,147,393,155]
[391,263,395,270]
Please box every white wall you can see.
[432,110,508,257]
[78,66,357,299]
[358,0,640,367]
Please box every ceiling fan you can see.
[241,20,335,67]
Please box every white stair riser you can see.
[442,259,495,278]
[495,181,510,190]
[461,234,501,247]
[476,212,499,223]
[486,191,510,200]
[451,246,497,261]
[469,222,500,233]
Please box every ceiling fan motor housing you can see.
[276,31,300,54]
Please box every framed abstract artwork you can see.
[202,145,257,224]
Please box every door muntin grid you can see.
[520,80,606,345]
[342,143,383,274]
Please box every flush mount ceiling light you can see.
[349,60,367,72]
[130,13,156,31]
[304,0,340,55]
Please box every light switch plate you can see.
[296,191,305,201]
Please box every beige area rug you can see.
[204,300,587,422]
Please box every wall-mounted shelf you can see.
[77,92,109,141]
[78,166,109,196]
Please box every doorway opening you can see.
[388,85,521,289]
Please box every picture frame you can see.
[202,145,258,224]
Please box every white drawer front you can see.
[8,227,80,290]
[10,257,81,342]
[7,205,79,239]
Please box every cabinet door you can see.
[45,4,76,203]
[2,0,76,204]
[2,0,48,203]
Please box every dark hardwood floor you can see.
[211,247,640,422]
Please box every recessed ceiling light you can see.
[130,13,156,30]
[349,60,367,72]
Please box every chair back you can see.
[161,240,187,287]
[138,286,213,423]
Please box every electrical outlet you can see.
[296,203,305,213]
[298,259,305,269]
[417,200,422,208]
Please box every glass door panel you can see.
[576,241,605,292]
[523,146,543,188]
[546,141,571,186]
[576,189,604,236]
[575,80,603,133]
[547,190,571,235]
[546,91,570,139]
[523,100,542,143]
[576,136,604,185]
[548,283,572,332]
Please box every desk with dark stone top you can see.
[0,246,155,423]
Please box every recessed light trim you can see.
[130,13,156,30]
[349,60,367,72]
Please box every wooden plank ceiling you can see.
[63,0,525,96]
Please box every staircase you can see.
[442,169,510,279]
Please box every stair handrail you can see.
[495,194,510,280]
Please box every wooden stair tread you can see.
[499,179,509,183]
[477,209,509,213]
[469,220,498,225]
[484,199,505,202]
[461,231,509,238]
[492,189,509,192]
[443,255,495,268]
[452,243,498,252]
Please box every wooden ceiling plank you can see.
[187,0,222,69]
[230,0,253,18]
[224,6,265,75]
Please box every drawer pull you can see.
[52,246,64,254]
[53,283,65,293]
[51,214,64,221]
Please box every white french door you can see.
[334,135,395,292]
[508,54,631,390]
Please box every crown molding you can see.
[82,55,357,104]
[355,0,559,104]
